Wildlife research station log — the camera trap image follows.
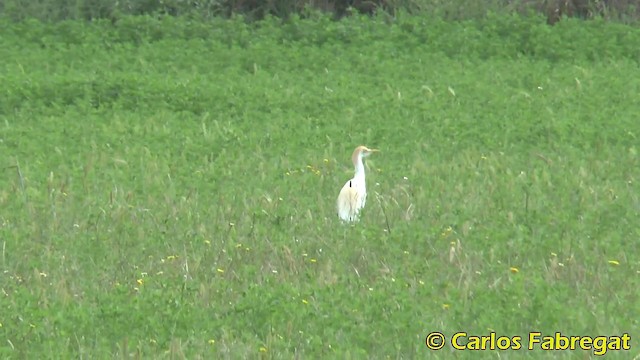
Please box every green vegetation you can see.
[0,14,639,358]
[2,0,640,23]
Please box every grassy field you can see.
[0,14,639,359]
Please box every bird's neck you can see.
[353,156,366,180]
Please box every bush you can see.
[1,0,640,23]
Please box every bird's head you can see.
[356,146,379,157]
[352,145,379,164]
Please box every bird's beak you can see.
[369,149,380,153]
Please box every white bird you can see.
[337,145,379,222]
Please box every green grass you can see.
[0,14,639,359]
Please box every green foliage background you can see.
[2,0,640,23]
[0,11,639,359]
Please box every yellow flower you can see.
[442,303,450,310]
[302,299,308,305]
[259,347,267,352]
[217,268,225,273]
[509,267,519,274]
[608,260,620,266]
[208,339,215,345]
[441,226,453,238]
[137,279,144,285]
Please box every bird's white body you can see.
[337,146,378,222]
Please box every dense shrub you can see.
[1,0,640,23]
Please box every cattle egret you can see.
[337,145,379,222]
